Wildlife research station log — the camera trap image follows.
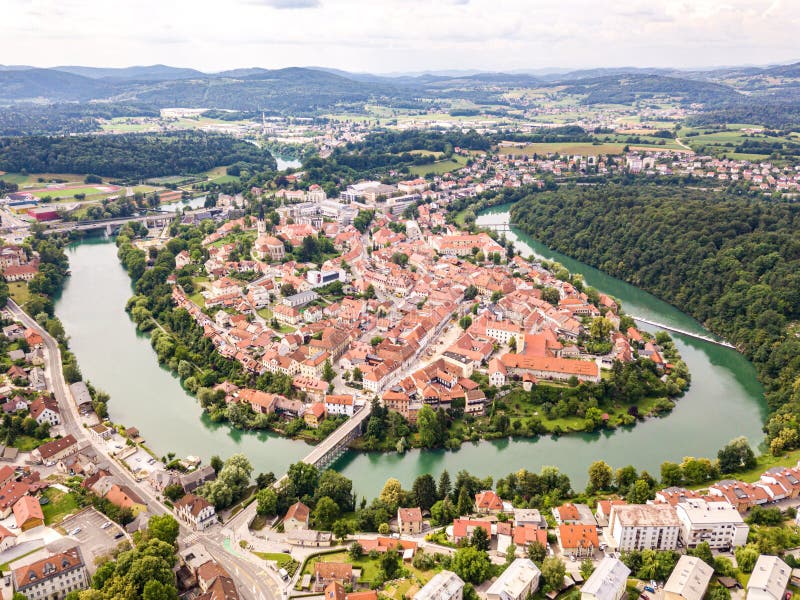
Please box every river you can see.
[53,207,766,499]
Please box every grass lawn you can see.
[257,307,274,320]
[211,174,241,184]
[41,488,80,525]
[8,282,31,307]
[303,551,382,585]
[498,142,625,156]
[14,435,48,451]
[0,172,84,187]
[409,155,468,176]
[30,186,111,199]
[254,552,292,562]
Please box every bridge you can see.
[42,213,177,235]
[302,403,372,470]
[480,222,512,233]
[632,316,736,349]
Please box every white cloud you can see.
[3,0,799,72]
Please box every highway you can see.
[6,300,281,600]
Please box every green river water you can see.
[53,205,766,498]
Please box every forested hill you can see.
[0,132,277,180]
[509,183,800,454]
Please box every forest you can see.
[508,182,800,455]
[0,131,277,180]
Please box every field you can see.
[0,172,85,186]
[8,282,31,307]
[29,185,121,200]
[408,155,468,176]
[498,142,625,156]
[300,550,435,590]
[41,488,80,525]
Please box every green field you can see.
[0,172,85,186]
[30,186,115,199]
[498,142,625,156]
[409,155,468,176]
[8,282,31,307]
[41,488,80,525]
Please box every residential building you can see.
[664,556,713,600]
[413,570,464,600]
[398,507,423,535]
[304,403,326,428]
[175,494,217,531]
[608,504,681,551]
[675,499,749,550]
[486,558,540,600]
[0,524,17,552]
[29,397,60,426]
[105,484,147,516]
[33,435,79,464]
[475,490,504,514]
[180,465,217,493]
[557,524,599,557]
[553,503,596,525]
[284,501,310,531]
[13,496,44,531]
[13,547,88,600]
[314,563,354,591]
[747,555,790,600]
[324,395,355,417]
[581,557,630,600]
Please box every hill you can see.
[54,64,205,81]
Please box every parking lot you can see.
[58,508,128,571]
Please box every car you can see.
[114,532,125,539]
[644,586,655,594]
[101,521,112,529]
[640,595,649,600]
[4,576,9,586]
[70,528,81,536]
[8,524,16,529]
[570,555,576,562]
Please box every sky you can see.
[5,0,800,74]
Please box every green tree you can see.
[717,437,757,473]
[412,474,438,511]
[471,526,489,551]
[540,556,566,593]
[457,486,473,516]
[438,470,452,500]
[256,488,278,516]
[660,462,683,487]
[580,558,595,580]
[587,460,613,491]
[380,548,401,580]
[322,360,335,383]
[379,478,403,511]
[147,515,179,547]
[452,547,491,584]
[312,496,340,530]
[526,541,547,565]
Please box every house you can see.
[581,557,630,600]
[475,490,504,514]
[175,494,217,531]
[90,423,113,441]
[552,503,595,525]
[13,547,88,600]
[357,536,418,557]
[33,435,79,464]
[0,524,17,552]
[105,484,147,516]
[664,556,713,600]
[196,561,240,600]
[180,465,217,493]
[486,558,540,600]
[595,500,626,526]
[304,403,326,429]
[413,570,464,600]
[13,496,44,531]
[513,508,546,528]
[0,481,31,517]
[398,507,423,535]
[557,524,599,557]
[675,499,749,550]
[23,328,43,348]
[747,555,790,600]
[324,395,355,417]
[29,397,60,426]
[284,501,310,531]
[314,563,354,591]
[451,519,493,544]
[608,504,681,551]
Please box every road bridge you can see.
[632,316,736,348]
[42,213,177,235]
[301,403,371,470]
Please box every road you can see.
[6,300,281,600]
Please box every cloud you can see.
[252,0,320,8]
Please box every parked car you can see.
[70,528,81,535]
[101,521,112,529]
[114,532,125,539]
[644,586,655,594]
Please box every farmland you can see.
[408,155,468,176]
[498,142,626,156]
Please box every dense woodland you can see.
[0,132,277,180]
[509,182,800,454]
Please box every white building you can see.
[675,499,749,550]
[609,504,681,551]
[486,558,540,600]
[581,557,630,600]
[13,547,88,600]
[324,395,355,417]
[747,555,790,600]
[664,556,713,600]
[174,493,217,531]
[414,570,464,600]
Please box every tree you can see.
[718,437,757,473]
[587,461,613,491]
[708,586,731,600]
[256,488,278,516]
[280,283,297,297]
[660,461,683,487]
[349,542,364,560]
[580,558,595,580]
[430,498,457,526]
[687,542,713,567]
[456,486,473,516]
[380,548,401,580]
[210,455,224,473]
[315,470,354,512]
[332,519,351,541]
[417,405,444,448]
[526,541,547,565]
[313,496,340,530]
[471,526,489,551]
[412,474,438,511]
[540,556,566,593]
[379,478,403,511]
[322,360,335,383]
[163,484,185,502]
[626,479,653,504]
[438,470,452,500]
[459,315,472,330]
[452,547,491,584]
[147,515,179,547]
